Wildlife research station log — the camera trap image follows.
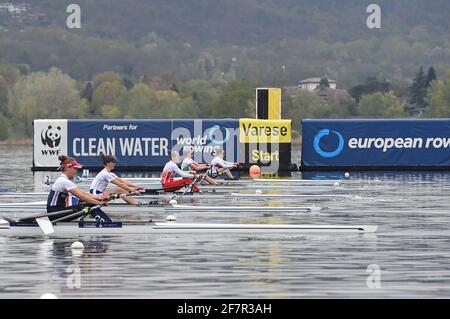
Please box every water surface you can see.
[1,146,450,298]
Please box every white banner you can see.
[33,120,68,168]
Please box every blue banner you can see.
[68,119,171,167]
[65,119,239,168]
[302,119,450,167]
[172,119,239,164]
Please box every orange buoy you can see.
[249,165,261,176]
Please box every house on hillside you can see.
[299,77,337,91]
[283,77,338,97]
[0,3,46,25]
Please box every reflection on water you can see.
[1,147,450,298]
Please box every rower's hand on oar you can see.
[102,193,112,200]
[101,193,114,205]
[136,185,145,191]
[133,189,141,196]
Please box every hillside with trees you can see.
[1,0,450,139]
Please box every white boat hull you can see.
[227,193,354,199]
[0,220,377,235]
[168,205,322,213]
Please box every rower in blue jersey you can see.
[47,155,112,223]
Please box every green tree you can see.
[0,75,8,116]
[319,77,330,88]
[179,80,219,118]
[212,81,258,118]
[349,77,390,102]
[283,91,332,131]
[410,66,427,108]
[426,66,437,88]
[9,68,81,137]
[0,64,20,88]
[165,95,200,118]
[100,105,123,119]
[93,72,123,90]
[124,84,200,119]
[427,70,450,117]
[357,92,406,118]
[81,82,94,104]
[91,81,127,116]
[0,113,8,140]
[126,83,154,118]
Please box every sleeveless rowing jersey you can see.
[90,168,118,194]
[181,158,194,171]
[47,174,79,210]
[211,157,235,169]
[161,161,194,184]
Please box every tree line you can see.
[1,63,450,140]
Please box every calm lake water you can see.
[1,146,450,298]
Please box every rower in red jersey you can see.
[161,151,203,192]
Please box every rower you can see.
[162,151,203,192]
[210,149,239,180]
[46,155,112,223]
[181,148,219,186]
[90,154,144,206]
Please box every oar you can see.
[171,175,207,201]
[19,206,86,222]
[52,205,102,224]
[20,205,90,235]
[143,186,181,194]
[36,217,54,235]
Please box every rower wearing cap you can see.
[90,154,145,206]
[47,155,111,223]
[161,151,202,192]
[181,148,219,186]
[211,149,239,180]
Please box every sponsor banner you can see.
[33,119,240,169]
[302,119,450,167]
[240,142,291,172]
[33,120,68,168]
[172,120,239,164]
[68,120,171,167]
[239,119,292,172]
[239,119,291,143]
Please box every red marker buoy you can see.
[249,165,261,176]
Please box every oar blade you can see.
[36,217,54,235]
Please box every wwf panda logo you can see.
[41,125,62,148]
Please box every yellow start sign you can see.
[239,119,291,143]
[252,150,280,162]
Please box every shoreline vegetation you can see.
[1,65,448,142]
[0,139,32,146]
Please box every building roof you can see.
[299,77,336,84]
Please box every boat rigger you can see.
[0,201,323,213]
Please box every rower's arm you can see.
[118,178,144,190]
[190,162,204,171]
[174,165,195,179]
[111,178,139,193]
[218,159,236,169]
[70,188,104,205]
